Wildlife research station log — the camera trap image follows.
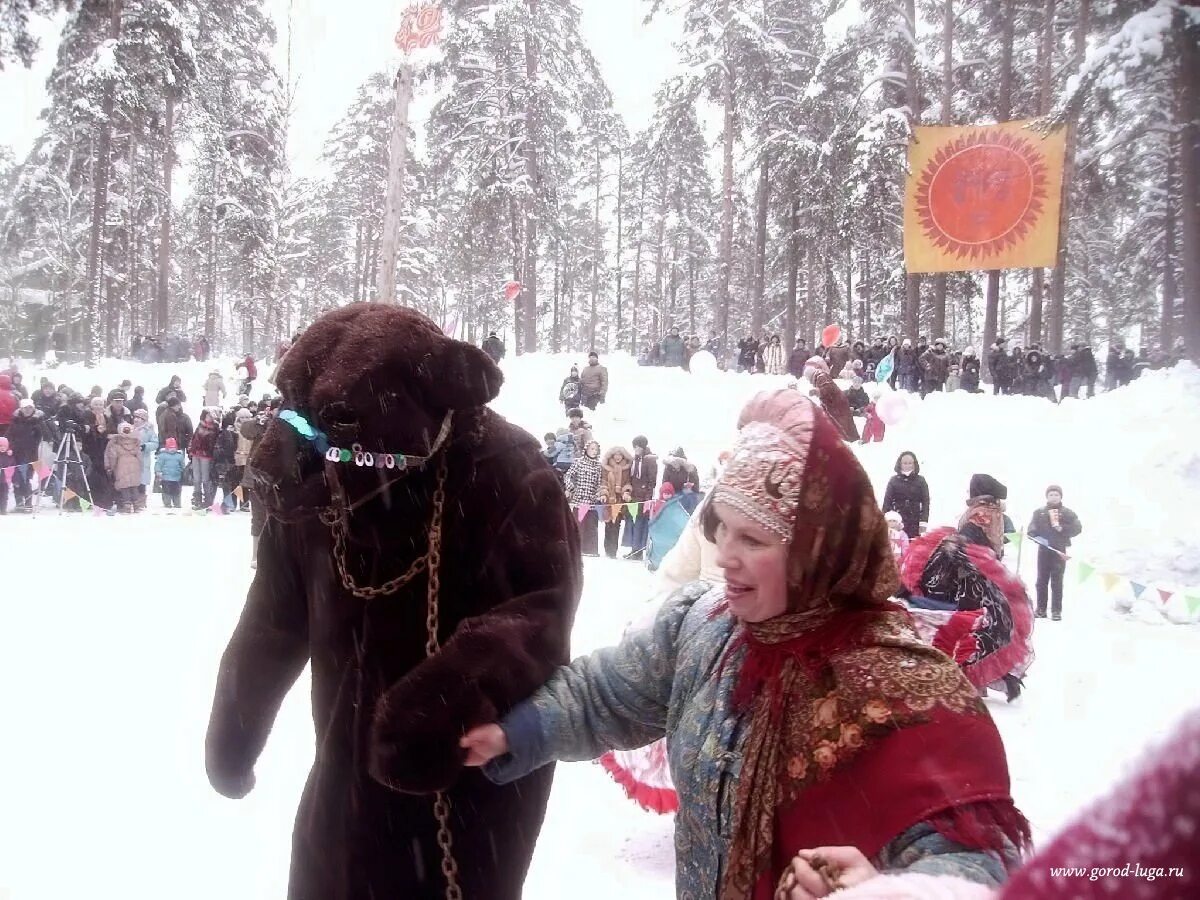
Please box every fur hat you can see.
[884,510,904,528]
[19,398,34,410]
[119,423,134,435]
[1046,484,1063,497]
[969,473,1007,501]
[235,407,253,423]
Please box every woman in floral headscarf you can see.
[462,391,1028,900]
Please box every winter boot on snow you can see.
[1002,674,1024,703]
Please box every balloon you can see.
[688,350,717,376]
[503,280,522,302]
[821,324,842,348]
[876,391,909,426]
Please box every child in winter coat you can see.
[0,436,11,513]
[885,510,910,563]
[133,408,158,511]
[155,438,186,508]
[945,365,962,393]
[213,411,240,509]
[104,422,144,513]
[861,401,886,444]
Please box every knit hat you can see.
[884,510,904,528]
[235,407,253,422]
[119,423,133,435]
[165,438,178,450]
[133,409,149,421]
[109,390,126,401]
[1046,484,1063,497]
[968,473,1007,501]
[19,398,34,410]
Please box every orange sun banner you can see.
[904,121,1066,274]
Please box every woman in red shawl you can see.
[901,474,1035,703]
[462,391,1028,899]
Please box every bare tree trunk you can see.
[716,5,735,353]
[158,93,174,337]
[632,179,646,345]
[1030,0,1056,346]
[352,220,364,302]
[520,1,540,353]
[688,232,697,334]
[931,0,953,340]
[751,156,769,335]
[653,162,668,338]
[1162,131,1178,350]
[615,146,624,350]
[128,120,140,339]
[84,0,122,365]
[1180,2,1200,363]
[378,63,413,304]
[1047,0,1088,353]
[589,141,602,349]
[903,0,922,340]
[785,199,799,351]
[983,0,1014,378]
[204,154,219,342]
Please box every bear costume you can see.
[205,304,582,900]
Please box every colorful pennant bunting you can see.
[1076,561,1095,585]
[1158,588,1173,605]
[1101,573,1121,593]
[1131,582,1147,600]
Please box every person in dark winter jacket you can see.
[126,386,148,413]
[660,330,687,368]
[156,376,187,405]
[661,447,700,496]
[1104,344,1123,391]
[558,365,583,414]
[786,339,809,378]
[482,332,506,363]
[736,335,760,373]
[844,376,869,414]
[989,340,1013,394]
[626,435,658,559]
[579,352,608,410]
[825,339,851,381]
[104,392,133,435]
[881,451,930,540]
[32,380,60,418]
[918,338,951,397]
[7,400,52,511]
[895,339,919,392]
[0,436,11,512]
[960,350,982,393]
[1069,345,1098,398]
[158,397,194,452]
[1028,485,1083,621]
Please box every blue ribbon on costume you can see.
[279,409,330,454]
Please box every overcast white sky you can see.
[0,0,682,177]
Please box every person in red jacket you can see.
[0,373,17,438]
[188,409,219,509]
[239,354,257,395]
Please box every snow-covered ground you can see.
[1,351,1198,899]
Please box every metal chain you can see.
[323,453,461,899]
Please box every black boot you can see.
[1003,674,1024,703]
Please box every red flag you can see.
[1158,588,1173,605]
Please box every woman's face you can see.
[714,505,790,623]
[899,454,916,475]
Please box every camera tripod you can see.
[54,429,95,513]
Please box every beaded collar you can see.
[279,408,454,471]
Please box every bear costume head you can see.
[250,303,503,518]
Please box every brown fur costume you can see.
[205,304,582,900]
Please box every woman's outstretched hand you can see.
[775,847,878,899]
[460,724,509,766]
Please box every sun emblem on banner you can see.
[913,128,1050,262]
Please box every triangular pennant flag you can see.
[626,502,639,519]
[3,467,12,485]
[38,464,52,480]
[92,504,106,517]
[210,501,225,515]
[1006,531,1022,547]
[1101,572,1120,593]
[1131,581,1147,600]
[1076,561,1095,585]
[62,488,77,503]
[79,496,92,511]
[234,485,244,503]
[576,505,589,523]
[1158,588,1173,605]
[1186,595,1200,616]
